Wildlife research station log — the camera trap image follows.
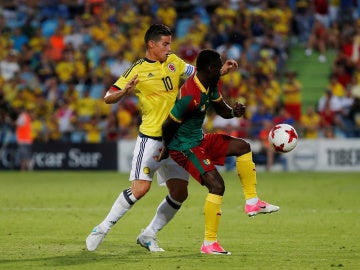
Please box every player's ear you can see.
[148,40,155,48]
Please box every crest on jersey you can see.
[168,63,176,72]
[203,159,211,165]
[143,167,151,175]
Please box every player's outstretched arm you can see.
[220,59,238,76]
[214,100,246,119]
[104,75,139,104]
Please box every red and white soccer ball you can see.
[268,123,298,153]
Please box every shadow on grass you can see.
[0,249,208,267]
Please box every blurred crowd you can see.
[1,0,360,160]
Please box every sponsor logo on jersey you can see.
[168,63,176,72]
[147,73,154,78]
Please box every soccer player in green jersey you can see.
[85,24,238,252]
[155,49,279,255]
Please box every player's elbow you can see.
[104,97,112,104]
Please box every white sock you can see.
[246,197,259,205]
[204,240,216,246]
[142,195,182,237]
[100,188,137,231]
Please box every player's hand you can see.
[221,59,238,75]
[232,102,246,117]
[153,147,169,162]
[123,74,139,94]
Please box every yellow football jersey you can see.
[113,53,195,137]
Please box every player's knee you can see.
[169,188,188,203]
[166,179,188,203]
[229,138,251,156]
[210,181,225,195]
[242,140,251,153]
[235,140,251,157]
[202,173,225,195]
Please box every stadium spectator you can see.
[55,98,76,142]
[204,15,227,49]
[216,40,242,62]
[0,50,20,81]
[177,36,200,64]
[329,0,340,24]
[282,70,302,122]
[318,89,343,113]
[339,86,356,137]
[328,73,346,97]
[293,0,313,45]
[109,51,131,79]
[250,10,266,45]
[0,89,14,146]
[15,106,33,171]
[103,112,119,142]
[84,115,103,143]
[45,113,61,142]
[43,76,61,107]
[255,49,277,81]
[332,59,352,88]
[34,54,56,83]
[347,97,360,136]
[219,69,242,101]
[48,27,66,62]
[317,89,345,137]
[214,0,237,29]
[64,24,85,50]
[155,0,177,29]
[338,0,356,25]
[326,21,340,51]
[258,78,280,113]
[300,105,321,139]
[256,119,286,171]
[250,102,273,137]
[304,17,328,63]
[312,0,330,28]
[273,106,295,126]
[76,89,98,123]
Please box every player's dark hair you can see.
[196,49,221,72]
[144,24,172,45]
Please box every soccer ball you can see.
[268,123,298,153]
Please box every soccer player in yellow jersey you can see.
[85,23,237,252]
[85,24,275,253]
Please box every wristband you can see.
[231,109,235,118]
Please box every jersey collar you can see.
[194,74,208,94]
[144,57,156,63]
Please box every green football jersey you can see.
[168,74,222,151]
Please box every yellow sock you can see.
[236,152,257,200]
[204,193,222,242]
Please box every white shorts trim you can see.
[129,135,189,185]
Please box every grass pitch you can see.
[0,171,359,270]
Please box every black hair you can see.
[196,49,221,72]
[144,24,172,45]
